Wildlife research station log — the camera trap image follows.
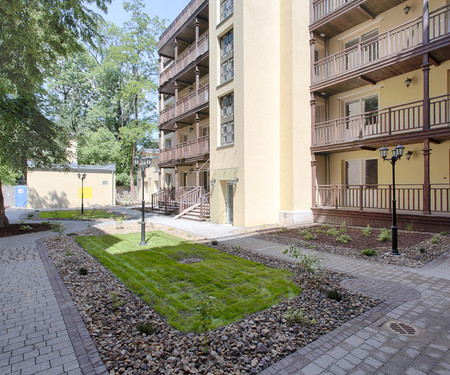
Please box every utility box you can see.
[15,186,28,207]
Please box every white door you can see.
[226,182,234,224]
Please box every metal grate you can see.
[387,321,419,336]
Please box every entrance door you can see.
[226,182,234,224]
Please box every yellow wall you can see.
[27,168,116,209]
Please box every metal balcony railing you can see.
[313,5,450,84]
[313,94,450,147]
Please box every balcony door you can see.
[344,159,378,208]
[345,29,379,70]
[344,94,378,138]
[226,182,234,224]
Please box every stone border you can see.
[36,239,108,375]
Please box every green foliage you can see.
[111,292,126,312]
[78,267,88,275]
[280,227,288,233]
[336,234,351,244]
[339,222,348,233]
[211,240,218,246]
[406,222,414,232]
[419,248,426,254]
[195,295,218,350]
[75,231,300,333]
[299,229,316,240]
[283,246,322,276]
[361,249,377,256]
[115,215,127,229]
[362,224,372,238]
[136,321,155,335]
[431,235,440,244]
[50,222,65,233]
[19,225,33,232]
[0,165,22,185]
[377,228,392,242]
[283,307,317,327]
[321,224,331,230]
[326,290,343,302]
[326,228,339,237]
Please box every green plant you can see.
[314,228,324,234]
[111,292,126,312]
[211,240,218,246]
[137,321,155,335]
[406,222,414,232]
[419,248,426,254]
[51,222,65,233]
[27,213,34,218]
[299,229,316,240]
[321,224,331,230]
[19,225,33,232]
[283,246,322,277]
[339,222,348,233]
[377,228,392,242]
[18,220,25,224]
[431,235,439,244]
[336,234,351,244]
[326,228,339,237]
[66,233,77,236]
[283,307,317,326]
[440,232,447,236]
[361,249,377,256]
[280,227,288,233]
[326,290,343,302]
[362,224,372,238]
[64,249,74,256]
[115,215,127,229]
[195,295,218,352]
[78,267,88,275]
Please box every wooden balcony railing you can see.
[160,33,209,85]
[160,85,209,125]
[159,0,207,48]
[313,94,450,147]
[313,5,450,84]
[159,136,210,163]
[312,0,350,23]
[316,184,450,213]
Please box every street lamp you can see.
[379,144,406,255]
[134,154,152,246]
[77,173,86,214]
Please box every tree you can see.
[0,0,111,227]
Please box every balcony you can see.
[160,85,210,128]
[312,5,450,94]
[313,94,450,148]
[159,136,210,164]
[311,0,405,38]
[160,33,209,86]
[316,184,450,213]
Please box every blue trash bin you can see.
[15,186,27,207]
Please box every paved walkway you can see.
[1,207,449,374]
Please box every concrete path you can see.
[2,207,449,374]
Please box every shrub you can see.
[326,228,339,237]
[377,228,392,242]
[361,249,377,257]
[111,292,126,312]
[431,235,439,244]
[280,227,288,233]
[314,228,324,234]
[51,222,65,233]
[406,222,414,232]
[137,322,155,335]
[195,295,218,352]
[419,248,426,254]
[321,224,331,230]
[19,225,33,232]
[283,246,322,276]
[283,308,317,327]
[211,240,218,246]
[27,214,34,218]
[339,222,348,233]
[115,215,127,229]
[336,234,351,244]
[78,267,88,275]
[299,229,316,240]
[326,290,343,302]
[362,224,372,238]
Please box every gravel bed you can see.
[257,226,450,268]
[45,223,380,374]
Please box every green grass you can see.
[75,231,301,333]
[39,209,117,220]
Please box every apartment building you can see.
[311,0,450,231]
[157,0,450,230]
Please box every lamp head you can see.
[380,146,388,160]
[395,144,405,159]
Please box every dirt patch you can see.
[0,223,52,237]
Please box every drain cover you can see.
[387,321,419,336]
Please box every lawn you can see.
[75,231,301,333]
[39,209,117,220]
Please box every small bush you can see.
[321,224,331,230]
[111,292,126,312]
[211,240,218,246]
[299,229,316,240]
[336,234,351,244]
[283,246,322,276]
[27,214,34,218]
[362,224,372,238]
[51,222,65,233]
[137,322,155,335]
[339,222,348,233]
[326,228,339,237]
[440,232,447,236]
[78,267,88,275]
[377,228,392,242]
[280,227,288,233]
[283,308,317,326]
[431,235,439,244]
[406,222,414,232]
[19,225,33,232]
[314,228,324,234]
[361,249,377,257]
[326,290,343,302]
[419,248,426,254]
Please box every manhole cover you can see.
[178,257,203,264]
[386,321,419,336]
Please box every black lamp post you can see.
[379,144,405,255]
[77,173,86,214]
[134,155,152,246]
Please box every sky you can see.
[99,0,189,27]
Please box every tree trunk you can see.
[0,177,10,228]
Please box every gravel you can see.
[44,223,380,375]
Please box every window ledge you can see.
[217,13,233,29]
[216,143,234,150]
[217,78,234,90]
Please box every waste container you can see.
[15,186,27,207]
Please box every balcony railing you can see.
[160,33,209,85]
[312,0,350,23]
[316,184,450,213]
[313,5,450,84]
[160,85,209,125]
[159,0,207,48]
[159,136,210,163]
[313,94,450,147]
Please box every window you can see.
[345,29,379,69]
[220,0,233,22]
[220,93,234,146]
[220,30,234,84]
[202,127,209,137]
